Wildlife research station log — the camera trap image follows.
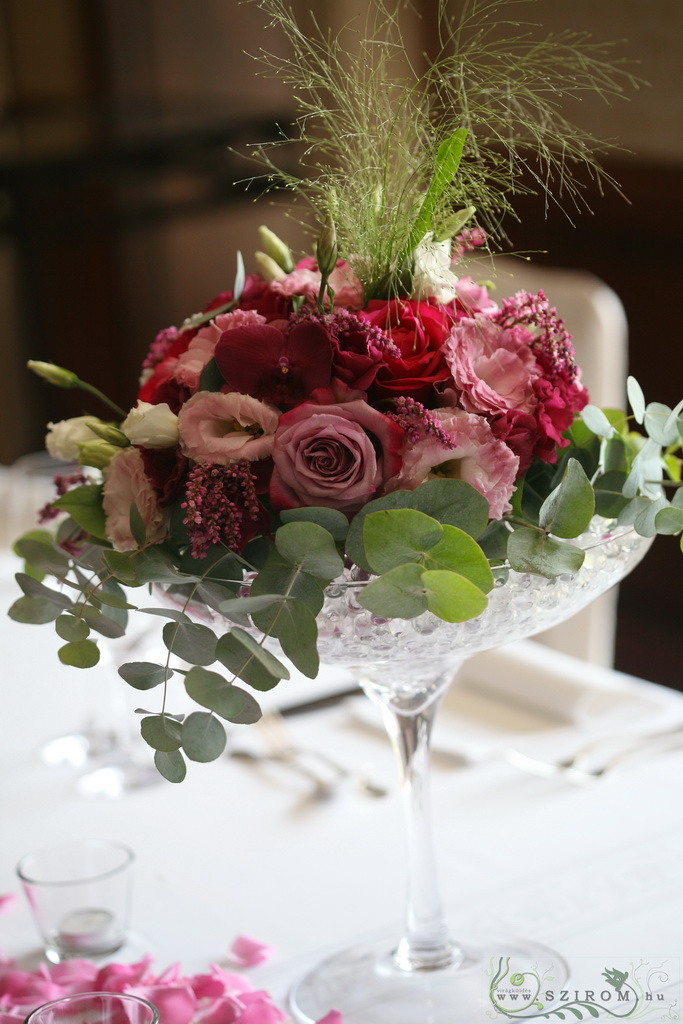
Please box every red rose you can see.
[360,299,452,402]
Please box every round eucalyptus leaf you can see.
[422,525,493,593]
[507,529,585,579]
[654,505,683,535]
[225,687,262,724]
[422,570,489,623]
[162,621,217,665]
[9,596,64,624]
[182,712,227,762]
[80,606,126,639]
[362,509,443,573]
[55,615,90,642]
[185,665,248,719]
[644,402,679,447]
[141,715,183,751]
[280,506,349,543]
[15,573,72,608]
[359,563,429,619]
[538,459,595,538]
[582,404,616,439]
[118,662,171,690]
[275,521,344,581]
[58,640,101,668]
[154,749,186,784]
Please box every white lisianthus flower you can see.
[121,402,179,449]
[411,232,459,304]
[45,416,102,462]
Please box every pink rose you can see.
[174,311,267,393]
[177,392,279,465]
[391,407,519,519]
[270,400,404,513]
[102,447,166,551]
[444,317,538,416]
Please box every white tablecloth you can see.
[1,551,683,1018]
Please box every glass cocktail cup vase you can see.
[286,520,652,1024]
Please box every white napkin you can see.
[455,639,662,725]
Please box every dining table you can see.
[1,539,683,1022]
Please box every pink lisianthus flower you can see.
[174,310,267,393]
[444,317,538,416]
[177,392,279,466]
[453,276,498,317]
[270,400,404,513]
[390,407,519,519]
[102,447,166,551]
[271,261,364,311]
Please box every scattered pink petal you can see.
[315,1013,343,1024]
[0,897,15,916]
[227,935,276,968]
[127,984,196,1024]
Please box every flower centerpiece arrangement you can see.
[10,0,683,783]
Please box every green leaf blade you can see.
[182,711,227,762]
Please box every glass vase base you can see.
[288,930,568,1024]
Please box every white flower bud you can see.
[121,402,179,449]
[257,225,294,272]
[45,416,102,462]
[254,251,287,282]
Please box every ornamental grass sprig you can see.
[246,0,640,297]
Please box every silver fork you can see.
[230,711,388,797]
[505,724,683,784]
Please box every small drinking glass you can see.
[17,840,134,963]
[24,992,158,1024]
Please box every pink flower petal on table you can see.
[232,990,287,1023]
[47,959,99,992]
[0,897,15,916]
[315,1012,344,1024]
[127,984,196,1024]
[227,935,276,968]
[94,956,155,992]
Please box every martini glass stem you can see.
[378,690,462,972]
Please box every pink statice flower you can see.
[102,446,166,551]
[444,317,538,417]
[177,392,279,466]
[389,406,519,519]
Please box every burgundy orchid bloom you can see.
[214,319,334,407]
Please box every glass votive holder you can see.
[23,992,158,1024]
[17,840,134,963]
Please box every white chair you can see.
[462,256,629,667]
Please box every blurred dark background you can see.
[0,0,680,687]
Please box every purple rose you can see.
[270,400,404,513]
